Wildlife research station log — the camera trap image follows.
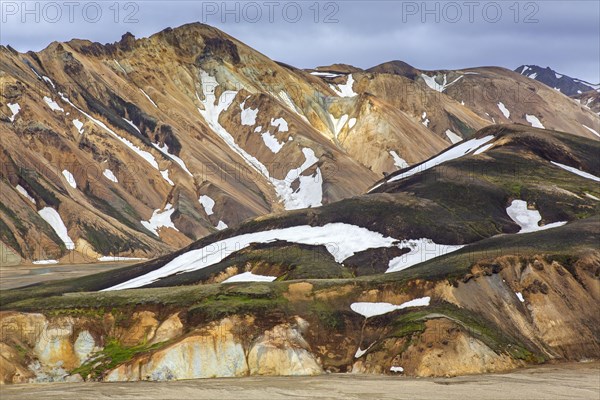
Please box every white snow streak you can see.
[16,185,35,203]
[38,207,75,250]
[497,102,510,119]
[351,297,431,318]
[62,170,77,189]
[103,223,398,290]
[140,89,158,108]
[389,151,409,169]
[103,169,118,183]
[551,162,600,182]
[222,272,277,283]
[386,239,464,273]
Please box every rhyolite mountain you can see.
[1,23,598,265]
[515,65,599,96]
[1,124,599,383]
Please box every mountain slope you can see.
[1,24,598,266]
[2,125,598,382]
[0,24,448,263]
[361,61,599,141]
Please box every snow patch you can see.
[103,223,398,290]
[497,102,510,119]
[261,131,285,153]
[330,74,357,97]
[311,72,341,78]
[421,111,430,127]
[199,195,215,216]
[445,129,462,144]
[240,101,258,126]
[122,118,141,133]
[421,73,463,92]
[506,200,567,233]
[526,114,544,129]
[103,169,118,183]
[330,114,349,138]
[389,151,409,169]
[32,260,59,265]
[222,272,277,283]
[350,297,431,318]
[387,239,464,273]
[44,96,64,112]
[38,207,75,250]
[348,118,357,129]
[473,143,495,155]
[516,292,525,303]
[98,256,146,262]
[42,76,55,88]
[7,103,20,122]
[62,170,77,189]
[73,119,84,134]
[390,366,404,373]
[270,117,289,132]
[272,148,323,210]
[141,204,179,237]
[114,59,127,74]
[160,170,174,186]
[215,220,228,230]
[355,347,369,358]
[16,185,35,203]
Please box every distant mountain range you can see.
[515,65,599,96]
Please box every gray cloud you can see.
[2,1,598,83]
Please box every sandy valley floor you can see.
[1,362,598,400]
[0,262,135,290]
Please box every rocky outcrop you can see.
[247,317,322,376]
[0,312,323,383]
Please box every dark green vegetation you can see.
[71,339,166,380]
[2,125,599,307]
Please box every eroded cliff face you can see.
[0,312,323,384]
[0,254,598,384]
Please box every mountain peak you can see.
[515,65,597,96]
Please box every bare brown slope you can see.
[1,24,448,263]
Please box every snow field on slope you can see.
[506,200,566,233]
[38,207,75,250]
[103,223,399,290]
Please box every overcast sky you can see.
[1,1,598,83]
